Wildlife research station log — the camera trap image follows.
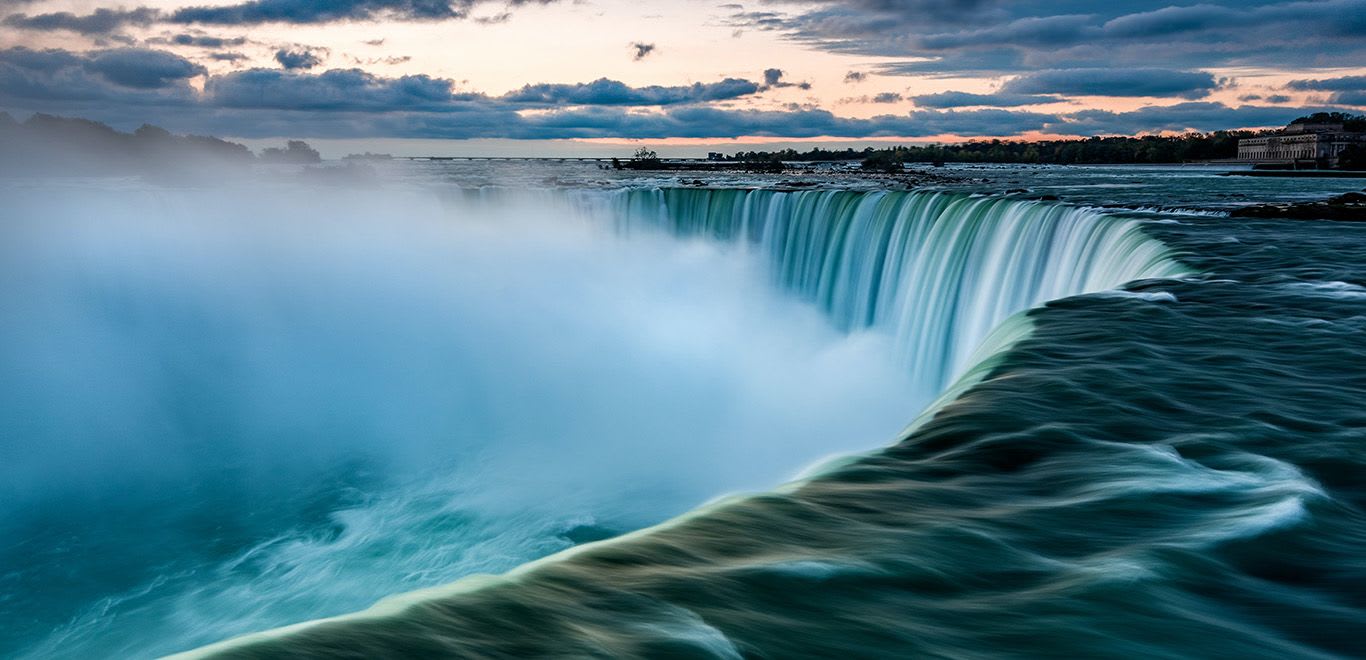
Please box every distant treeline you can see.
[723,112,1366,170]
[0,113,323,177]
[724,132,1259,169]
[1295,112,1366,132]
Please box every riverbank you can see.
[1225,170,1366,178]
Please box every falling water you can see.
[173,185,1198,658]
[591,188,1188,390]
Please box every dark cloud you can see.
[0,46,200,104]
[1,49,1049,138]
[1334,92,1366,106]
[2,7,160,35]
[3,0,557,32]
[631,42,656,60]
[1240,93,1292,104]
[2,46,1353,141]
[0,46,81,72]
[1053,101,1331,135]
[1286,76,1366,92]
[502,77,762,106]
[275,48,324,70]
[843,71,867,83]
[1001,68,1219,99]
[171,33,249,48]
[756,0,1002,33]
[170,0,557,25]
[912,90,1065,108]
[142,32,250,48]
[918,14,1096,50]
[207,68,470,111]
[734,0,1366,73]
[761,68,812,90]
[1287,76,1366,106]
[206,69,760,112]
[83,48,206,89]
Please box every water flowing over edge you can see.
[173,188,1193,658]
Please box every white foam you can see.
[1281,281,1366,300]
[1092,289,1179,303]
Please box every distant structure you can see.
[1237,120,1366,167]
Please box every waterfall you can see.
[170,186,1195,659]
[584,188,1189,392]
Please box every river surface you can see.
[1,163,1363,658]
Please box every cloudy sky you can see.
[2,0,1365,153]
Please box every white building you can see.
[1237,122,1366,165]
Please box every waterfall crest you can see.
[591,188,1189,391]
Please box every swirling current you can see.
[3,168,1365,658]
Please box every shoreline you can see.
[1224,170,1366,178]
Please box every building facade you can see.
[1237,122,1366,165]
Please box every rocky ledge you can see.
[1230,191,1366,221]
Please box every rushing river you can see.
[2,163,1364,658]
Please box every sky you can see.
[2,0,1366,155]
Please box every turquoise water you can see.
[2,165,1364,658]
